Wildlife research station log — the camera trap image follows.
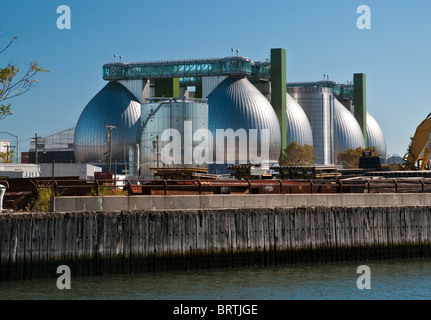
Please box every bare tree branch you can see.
[0,36,17,55]
[0,35,49,120]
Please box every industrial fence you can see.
[32,177,431,197]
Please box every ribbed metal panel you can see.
[202,76,227,98]
[119,80,144,102]
[287,87,334,165]
[286,92,313,146]
[333,98,365,158]
[74,81,141,165]
[208,76,281,174]
[140,99,208,177]
[367,112,387,159]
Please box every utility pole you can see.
[31,133,45,164]
[35,134,38,164]
[31,134,46,164]
[106,125,116,173]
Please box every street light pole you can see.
[106,125,116,173]
[0,132,19,163]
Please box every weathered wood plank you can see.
[4,205,431,281]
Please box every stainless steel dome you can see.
[74,81,141,164]
[208,76,281,173]
[367,112,387,159]
[286,92,313,146]
[333,98,365,159]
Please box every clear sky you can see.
[1,0,430,159]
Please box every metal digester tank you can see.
[74,81,141,171]
[286,92,313,147]
[287,86,334,165]
[333,97,365,160]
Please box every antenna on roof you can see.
[120,56,123,62]
[231,48,234,57]
[236,49,239,56]
[114,54,117,63]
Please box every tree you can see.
[0,150,14,163]
[279,141,318,166]
[0,35,49,120]
[337,146,380,168]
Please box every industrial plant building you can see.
[32,48,387,178]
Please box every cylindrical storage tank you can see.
[286,92,313,146]
[367,112,387,160]
[287,86,334,165]
[140,98,208,177]
[207,76,281,174]
[333,98,365,160]
[74,81,141,169]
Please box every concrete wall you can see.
[52,193,431,213]
[1,206,431,281]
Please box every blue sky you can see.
[0,0,430,159]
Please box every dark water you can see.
[1,258,430,301]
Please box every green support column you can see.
[270,48,287,156]
[195,85,202,99]
[354,73,368,147]
[154,78,180,97]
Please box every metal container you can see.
[333,98,365,160]
[74,81,141,166]
[207,76,281,174]
[287,86,334,165]
[286,92,313,146]
[140,98,208,177]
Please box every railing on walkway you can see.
[33,178,431,197]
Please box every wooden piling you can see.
[2,206,431,281]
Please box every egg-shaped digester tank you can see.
[333,98,365,160]
[207,76,282,174]
[74,81,141,168]
[286,92,313,147]
[367,112,387,160]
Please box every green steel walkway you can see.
[287,80,354,100]
[102,56,271,85]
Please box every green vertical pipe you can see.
[270,48,287,155]
[154,78,180,97]
[354,73,368,147]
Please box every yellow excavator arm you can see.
[403,112,431,170]
[420,147,431,170]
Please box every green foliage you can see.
[26,183,53,212]
[0,150,14,163]
[1,36,49,120]
[337,146,380,168]
[90,184,128,196]
[279,141,318,166]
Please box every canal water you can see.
[1,258,430,301]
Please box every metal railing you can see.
[31,178,431,197]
